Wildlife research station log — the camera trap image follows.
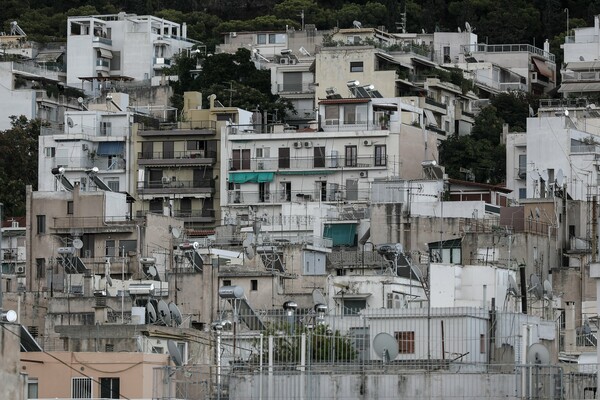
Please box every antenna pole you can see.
[121,246,125,324]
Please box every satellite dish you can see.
[580,56,585,61]
[169,302,183,327]
[538,170,549,182]
[3,310,17,323]
[105,260,113,287]
[312,289,327,305]
[526,343,550,365]
[171,227,181,239]
[507,275,518,296]
[158,300,172,326]
[582,320,592,335]
[243,234,256,260]
[564,109,570,117]
[373,332,399,362]
[146,265,159,280]
[457,27,462,33]
[353,20,362,29]
[465,21,472,32]
[77,97,84,104]
[167,340,184,366]
[73,239,83,249]
[556,169,564,187]
[192,241,200,250]
[67,117,74,128]
[543,280,553,300]
[106,274,113,287]
[146,302,157,323]
[299,46,311,56]
[534,207,541,219]
[530,274,543,300]
[409,264,424,281]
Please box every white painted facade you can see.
[66,13,197,94]
[505,132,527,203]
[38,98,135,196]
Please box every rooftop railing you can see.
[462,43,555,62]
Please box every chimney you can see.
[564,301,576,352]
[182,22,187,38]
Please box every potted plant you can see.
[379,114,390,129]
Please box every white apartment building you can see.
[506,99,600,204]
[560,15,600,97]
[66,13,198,94]
[38,93,136,197]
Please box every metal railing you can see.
[229,155,387,171]
[425,97,447,110]
[462,43,555,62]
[138,150,217,160]
[227,188,371,204]
[92,36,113,46]
[137,179,215,190]
[276,83,315,93]
[139,119,217,131]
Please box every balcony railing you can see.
[276,83,316,94]
[92,36,113,46]
[53,157,126,171]
[53,216,135,230]
[462,43,555,62]
[139,119,217,132]
[95,59,110,68]
[137,209,216,220]
[138,150,217,161]
[571,144,600,154]
[424,97,447,111]
[229,155,388,171]
[153,57,172,67]
[137,179,215,193]
[227,188,370,204]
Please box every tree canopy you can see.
[0,117,40,217]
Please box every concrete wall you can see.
[0,322,25,400]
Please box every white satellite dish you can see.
[538,169,549,182]
[457,27,461,32]
[299,46,311,56]
[564,109,570,117]
[543,279,553,300]
[146,302,157,324]
[556,169,564,187]
[353,20,362,29]
[158,300,171,326]
[507,275,518,296]
[192,241,200,250]
[73,239,83,249]
[167,340,184,366]
[465,21,472,32]
[530,274,543,300]
[171,227,181,239]
[243,234,256,260]
[2,310,17,323]
[373,332,399,362]
[526,343,550,364]
[312,289,327,305]
[67,117,74,128]
[169,302,183,327]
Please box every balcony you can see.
[52,216,135,234]
[153,57,172,69]
[92,35,113,48]
[138,120,216,135]
[136,209,216,223]
[571,144,600,154]
[137,179,215,195]
[138,150,217,166]
[227,188,370,205]
[424,97,447,113]
[462,43,555,62]
[229,155,388,172]
[95,58,110,73]
[276,83,316,94]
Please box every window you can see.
[343,104,367,125]
[343,299,366,315]
[256,148,270,158]
[278,148,290,169]
[479,334,486,354]
[36,215,46,234]
[110,51,121,70]
[324,105,339,125]
[27,379,39,399]
[443,46,451,63]
[67,201,74,215]
[259,182,270,202]
[518,154,527,178]
[107,180,120,192]
[72,377,92,398]
[44,147,56,157]
[314,147,325,168]
[232,149,251,170]
[141,142,153,159]
[100,377,120,399]
[519,188,527,199]
[105,240,116,257]
[118,240,137,256]
[280,182,291,201]
[350,61,364,72]
[35,258,46,278]
[187,140,206,151]
[100,121,111,136]
[345,146,357,167]
[282,72,303,92]
[152,346,164,353]
[374,145,386,166]
[251,279,258,291]
[223,279,231,287]
[395,331,415,354]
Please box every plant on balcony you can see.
[88,149,97,160]
[379,114,390,129]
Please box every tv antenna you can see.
[373,332,399,363]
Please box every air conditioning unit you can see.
[363,140,373,146]
[15,265,25,274]
[257,161,265,170]
[293,141,303,149]
[161,176,171,184]
[304,141,313,148]
[280,58,289,65]
[359,170,369,178]
[82,144,89,151]
[290,58,298,65]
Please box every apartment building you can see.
[66,12,198,94]
[560,15,600,97]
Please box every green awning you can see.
[229,172,274,183]
[278,170,336,175]
[323,223,357,246]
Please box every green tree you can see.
[0,116,41,216]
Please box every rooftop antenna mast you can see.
[299,10,305,31]
[396,4,407,33]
